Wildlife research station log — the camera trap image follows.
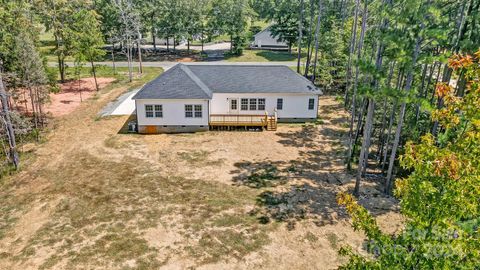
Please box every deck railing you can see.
[209,114,268,126]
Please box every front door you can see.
[229,98,239,114]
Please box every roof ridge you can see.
[179,64,213,98]
[253,25,272,37]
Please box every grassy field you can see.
[226,50,307,62]
[52,65,156,82]
[0,74,403,269]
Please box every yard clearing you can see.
[225,50,307,62]
[0,77,403,269]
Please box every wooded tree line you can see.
[338,0,479,196]
[260,0,479,193]
[338,50,480,270]
[257,0,479,266]
[0,0,108,171]
[306,0,478,266]
[253,0,479,195]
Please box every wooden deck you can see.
[209,113,277,131]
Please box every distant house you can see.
[148,36,185,46]
[251,27,288,49]
[133,64,322,134]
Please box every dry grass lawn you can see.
[0,77,403,269]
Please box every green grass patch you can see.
[226,50,306,62]
[190,228,270,264]
[326,232,339,249]
[304,231,319,243]
[177,150,225,167]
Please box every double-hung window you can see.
[241,98,249,111]
[231,99,238,110]
[185,104,202,118]
[258,99,266,110]
[308,98,315,110]
[277,98,283,110]
[194,105,203,118]
[249,99,257,110]
[145,104,162,118]
[185,105,193,118]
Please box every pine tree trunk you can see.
[346,0,367,169]
[424,61,437,99]
[349,98,367,165]
[377,62,396,162]
[385,26,423,194]
[151,13,156,51]
[414,62,429,123]
[91,61,99,91]
[0,70,19,169]
[173,36,177,53]
[201,31,205,53]
[137,34,143,74]
[304,0,315,77]
[381,98,397,171]
[35,87,44,128]
[311,0,323,82]
[28,85,38,130]
[126,40,133,83]
[297,0,305,73]
[430,63,443,103]
[53,33,66,83]
[344,0,361,107]
[356,0,388,182]
[111,42,117,75]
[354,99,374,196]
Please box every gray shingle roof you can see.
[133,64,322,100]
[132,64,211,100]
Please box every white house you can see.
[251,27,288,49]
[147,36,185,47]
[133,64,322,134]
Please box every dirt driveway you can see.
[0,80,402,269]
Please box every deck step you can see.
[266,117,277,131]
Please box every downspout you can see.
[208,99,211,130]
[134,99,139,133]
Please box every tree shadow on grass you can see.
[230,101,398,228]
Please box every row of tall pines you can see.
[263,0,479,195]
[339,0,478,195]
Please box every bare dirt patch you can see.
[46,78,115,117]
[12,77,115,118]
[0,89,403,269]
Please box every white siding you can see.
[210,93,318,119]
[253,30,287,47]
[136,99,209,126]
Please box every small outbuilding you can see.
[251,27,288,49]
